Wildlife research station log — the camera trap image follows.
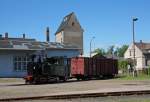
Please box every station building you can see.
[0,12,83,77]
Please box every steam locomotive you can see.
[25,55,70,84]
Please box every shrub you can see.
[148,66,150,75]
[118,60,128,73]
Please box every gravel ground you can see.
[1,78,150,99]
[11,95,150,102]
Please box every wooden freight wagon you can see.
[93,58,118,77]
[71,57,118,80]
[71,57,90,80]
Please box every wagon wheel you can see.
[82,77,89,81]
[25,80,30,84]
[77,77,80,81]
[63,76,67,82]
[33,77,40,84]
[56,77,60,82]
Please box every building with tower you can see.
[0,12,83,77]
[55,12,84,54]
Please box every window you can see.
[61,38,62,43]
[72,22,75,26]
[146,59,150,66]
[64,17,67,22]
[129,50,132,56]
[13,56,30,71]
[146,59,148,66]
[135,59,137,66]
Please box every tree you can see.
[107,45,115,55]
[93,45,128,58]
[93,48,106,56]
[148,66,150,75]
[118,60,129,73]
[114,47,119,56]
[115,45,128,57]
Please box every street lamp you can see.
[132,17,138,77]
[90,36,95,57]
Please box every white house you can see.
[124,41,150,71]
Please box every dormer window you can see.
[64,17,67,22]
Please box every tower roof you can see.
[55,12,83,34]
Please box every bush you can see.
[148,66,150,75]
[118,60,128,73]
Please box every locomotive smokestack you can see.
[23,33,25,39]
[46,27,50,42]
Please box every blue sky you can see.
[0,0,150,56]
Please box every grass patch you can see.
[115,74,150,80]
[0,78,23,83]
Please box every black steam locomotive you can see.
[25,56,70,84]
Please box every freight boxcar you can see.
[93,58,118,77]
[71,57,118,80]
[71,57,90,80]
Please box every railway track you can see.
[1,90,150,101]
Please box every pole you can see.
[132,18,138,77]
[133,19,135,65]
[90,41,92,57]
[90,37,95,57]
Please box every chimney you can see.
[140,40,143,49]
[46,27,50,42]
[0,34,2,39]
[23,33,25,39]
[5,32,8,39]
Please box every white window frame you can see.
[13,56,30,71]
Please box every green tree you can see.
[107,45,115,55]
[118,60,129,73]
[148,66,150,75]
[93,48,106,56]
[115,45,128,57]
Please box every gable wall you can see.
[56,32,62,43]
[67,14,83,32]
[124,43,146,70]
[64,31,83,49]
[55,13,84,54]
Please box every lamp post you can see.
[132,17,138,77]
[90,36,95,57]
